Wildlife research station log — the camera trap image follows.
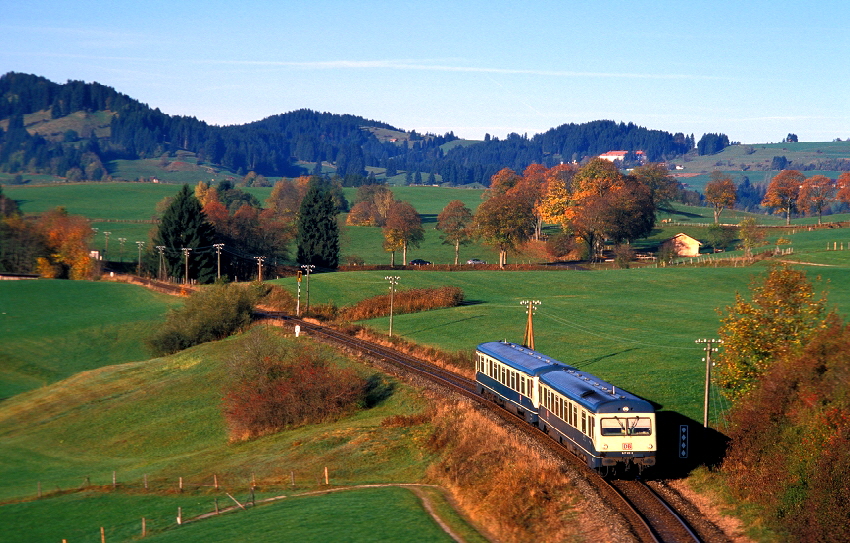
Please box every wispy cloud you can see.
[3,51,721,81]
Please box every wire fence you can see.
[15,468,340,541]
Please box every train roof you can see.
[541,369,653,414]
[476,341,567,375]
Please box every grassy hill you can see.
[0,280,180,399]
[0,322,476,541]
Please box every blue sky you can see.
[2,1,848,143]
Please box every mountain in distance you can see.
[1,72,702,185]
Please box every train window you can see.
[581,411,587,435]
[520,376,525,397]
[600,417,652,436]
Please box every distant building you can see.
[667,233,702,257]
[598,150,646,164]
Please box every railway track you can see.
[261,312,712,543]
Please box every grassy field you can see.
[271,233,850,424]
[4,486,474,543]
[0,280,180,399]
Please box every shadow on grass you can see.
[363,374,396,408]
[575,348,641,369]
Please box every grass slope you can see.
[0,280,179,398]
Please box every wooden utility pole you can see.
[696,338,723,428]
[521,300,540,350]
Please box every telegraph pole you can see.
[296,271,303,316]
[118,237,127,263]
[156,246,165,281]
[213,243,224,280]
[385,276,400,337]
[521,300,540,350]
[103,231,111,260]
[181,247,192,285]
[135,241,145,276]
[255,256,265,282]
[696,338,723,428]
[300,264,315,313]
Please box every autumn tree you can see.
[762,169,804,224]
[630,162,679,209]
[436,200,474,265]
[704,171,737,224]
[474,193,535,268]
[836,172,850,205]
[296,181,340,269]
[486,168,521,197]
[382,200,424,265]
[154,184,217,283]
[798,174,835,225]
[737,217,766,259]
[33,207,94,279]
[716,262,830,400]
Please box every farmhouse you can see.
[597,150,646,163]
[667,233,702,257]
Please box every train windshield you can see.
[600,417,652,436]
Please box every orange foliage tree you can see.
[836,171,850,205]
[704,171,737,224]
[798,174,836,225]
[34,207,94,279]
[762,169,804,224]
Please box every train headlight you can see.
[602,444,608,450]
[622,406,630,412]
[648,444,653,449]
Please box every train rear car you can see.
[475,341,561,424]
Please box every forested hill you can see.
[1,72,693,185]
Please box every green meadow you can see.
[0,280,180,399]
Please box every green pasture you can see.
[272,248,850,423]
[0,330,434,503]
[3,486,474,543]
[0,280,179,399]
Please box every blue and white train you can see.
[475,341,656,472]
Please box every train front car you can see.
[475,341,560,424]
[539,369,656,473]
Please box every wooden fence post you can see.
[177,507,182,525]
[179,477,183,492]
[112,471,116,489]
[101,526,105,543]
[214,474,218,490]
[324,466,329,485]
[215,497,219,514]
[144,474,148,490]
[141,517,146,538]
[291,471,295,486]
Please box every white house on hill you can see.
[598,150,646,164]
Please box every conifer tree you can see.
[154,184,217,283]
[296,181,340,269]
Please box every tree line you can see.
[2,72,729,187]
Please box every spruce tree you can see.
[154,184,217,283]
[296,182,340,269]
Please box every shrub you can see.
[340,286,464,321]
[222,328,367,440]
[426,401,593,542]
[722,314,850,541]
[146,283,257,355]
[613,244,634,269]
